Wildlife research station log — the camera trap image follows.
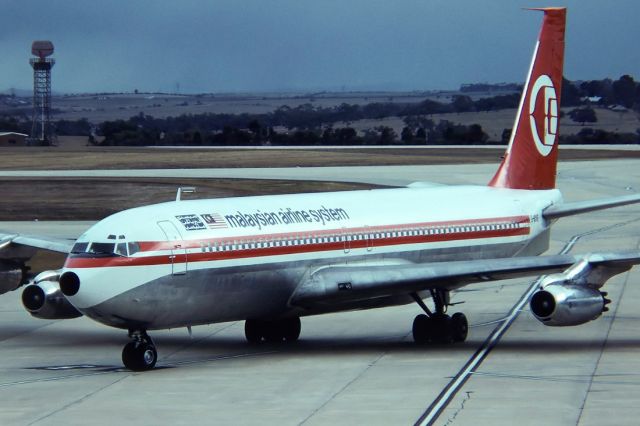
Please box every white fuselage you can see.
[62,185,562,330]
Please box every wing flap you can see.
[291,251,640,308]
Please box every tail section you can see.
[489,8,566,190]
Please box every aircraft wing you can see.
[0,233,74,255]
[543,193,640,220]
[290,251,640,308]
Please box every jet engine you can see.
[529,259,618,326]
[0,260,27,294]
[21,270,82,320]
[530,284,609,326]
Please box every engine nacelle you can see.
[530,284,608,326]
[22,280,82,320]
[0,260,26,294]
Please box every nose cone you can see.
[59,271,80,296]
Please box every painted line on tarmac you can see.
[414,273,545,426]
[414,218,640,426]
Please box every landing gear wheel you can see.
[122,341,157,371]
[245,319,264,344]
[281,317,301,342]
[244,317,301,343]
[431,314,453,344]
[451,312,468,342]
[412,314,432,344]
[122,330,157,371]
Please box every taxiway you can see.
[0,159,639,425]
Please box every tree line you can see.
[1,75,639,145]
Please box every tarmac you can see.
[0,159,639,425]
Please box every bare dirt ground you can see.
[2,145,640,171]
[1,146,639,222]
[0,178,375,221]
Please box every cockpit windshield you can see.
[70,236,139,258]
[89,242,119,256]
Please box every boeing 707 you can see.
[2,7,640,371]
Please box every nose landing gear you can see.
[122,330,157,371]
[411,290,468,344]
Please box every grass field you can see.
[1,146,639,222]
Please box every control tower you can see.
[28,40,56,146]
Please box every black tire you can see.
[122,341,139,370]
[451,312,468,342]
[245,319,264,343]
[431,314,453,344]
[412,314,431,344]
[122,341,157,371]
[282,317,301,342]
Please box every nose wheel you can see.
[411,290,468,344]
[122,330,157,371]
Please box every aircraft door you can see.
[157,221,187,275]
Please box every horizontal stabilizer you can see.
[543,193,640,220]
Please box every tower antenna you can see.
[28,40,56,146]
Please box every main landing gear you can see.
[411,289,468,344]
[122,330,157,371]
[245,317,301,343]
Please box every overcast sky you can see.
[1,0,639,94]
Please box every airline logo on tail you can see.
[529,74,558,157]
[488,7,566,190]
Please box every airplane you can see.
[2,7,640,371]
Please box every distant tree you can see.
[561,77,582,106]
[248,119,261,134]
[415,127,427,141]
[452,95,474,113]
[403,115,435,131]
[612,75,637,108]
[400,126,414,143]
[375,126,397,145]
[192,131,202,146]
[501,128,511,145]
[568,107,597,125]
[335,127,357,145]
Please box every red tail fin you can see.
[489,8,566,190]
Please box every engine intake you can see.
[22,281,82,320]
[530,284,609,326]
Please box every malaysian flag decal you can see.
[201,213,229,229]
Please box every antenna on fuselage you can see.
[176,187,196,201]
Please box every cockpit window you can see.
[69,237,140,258]
[127,242,140,255]
[115,243,128,256]
[71,242,89,254]
[88,242,116,256]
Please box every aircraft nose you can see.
[59,271,80,296]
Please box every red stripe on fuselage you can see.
[127,215,531,252]
[64,217,530,269]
